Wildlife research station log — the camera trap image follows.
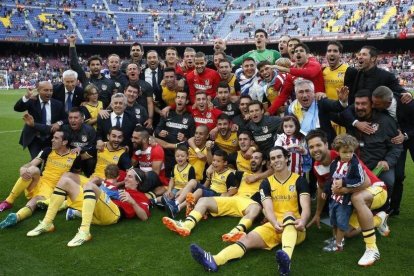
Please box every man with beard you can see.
[218,59,240,100]
[131,127,168,200]
[341,89,402,197]
[235,57,260,98]
[61,107,96,177]
[68,35,115,108]
[162,151,265,239]
[232,29,281,67]
[287,38,301,62]
[274,43,325,95]
[232,95,252,132]
[107,54,128,94]
[176,47,196,77]
[186,52,221,104]
[228,130,256,173]
[142,50,163,105]
[124,83,148,127]
[120,42,145,73]
[96,93,138,151]
[0,131,80,227]
[125,63,154,129]
[256,60,279,108]
[206,39,234,69]
[214,114,239,154]
[212,82,240,119]
[188,147,310,275]
[278,35,291,58]
[306,130,389,266]
[246,100,281,156]
[155,91,195,175]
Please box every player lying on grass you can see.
[189,146,311,275]
[162,150,266,241]
[0,131,80,229]
[26,167,150,247]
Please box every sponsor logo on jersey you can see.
[183,118,188,124]
[101,84,107,91]
[262,126,268,133]
[81,135,87,142]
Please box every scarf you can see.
[288,99,319,135]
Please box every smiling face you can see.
[165,49,178,65]
[38,81,53,102]
[250,151,264,172]
[163,70,176,89]
[278,35,290,55]
[126,64,140,81]
[124,170,139,190]
[213,53,225,69]
[194,57,206,74]
[216,87,230,105]
[214,38,226,52]
[107,129,123,149]
[242,60,256,78]
[147,51,159,70]
[338,146,354,163]
[239,97,252,114]
[307,137,329,162]
[130,45,143,60]
[269,149,289,172]
[111,96,126,115]
[194,125,209,147]
[212,154,227,172]
[288,39,299,58]
[175,149,188,166]
[354,96,372,120]
[195,93,207,112]
[124,85,139,104]
[238,133,252,152]
[89,59,102,76]
[63,75,77,92]
[259,65,274,82]
[217,118,230,137]
[51,131,66,150]
[219,60,232,80]
[175,91,187,112]
[184,51,195,68]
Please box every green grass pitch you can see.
[0,89,413,275]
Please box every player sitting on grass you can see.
[322,134,365,252]
[65,163,123,220]
[0,131,80,229]
[27,168,150,247]
[163,149,236,218]
[189,146,310,275]
[158,145,196,218]
[162,151,265,241]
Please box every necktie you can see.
[66,91,73,113]
[152,70,157,88]
[41,101,47,125]
[116,116,121,128]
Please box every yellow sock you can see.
[213,242,246,266]
[229,218,253,234]
[373,216,382,228]
[16,206,33,222]
[43,187,66,224]
[79,190,97,233]
[183,210,202,230]
[362,228,377,250]
[5,177,32,204]
[281,224,297,259]
[145,192,156,200]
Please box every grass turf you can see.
[0,89,413,275]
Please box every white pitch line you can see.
[0,130,21,134]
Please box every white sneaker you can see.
[376,211,390,237]
[67,229,92,247]
[27,221,55,237]
[358,248,380,266]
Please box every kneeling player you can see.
[0,131,80,229]
[27,168,150,247]
[189,146,310,275]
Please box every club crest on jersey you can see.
[183,118,188,124]
[101,84,107,91]
[221,175,225,180]
[81,135,87,142]
[289,185,295,192]
[232,139,237,145]
[115,82,120,88]
[147,155,151,160]
[206,112,211,119]
[182,173,188,179]
[227,104,232,111]
[67,158,73,163]
[113,156,119,161]
[370,123,379,132]
[135,108,141,114]
[205,79,210,86]
[262,126,268,133]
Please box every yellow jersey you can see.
[235,171,261,198]
[84,101,103,129]
[215,131,238,154]
[172,163,196,190]
[161,85,177,107]
[37,148,79,188]
[210,168,236,194]
[323,64,349,100]
[259,173,309,220]
[189,146,207,181]
[94,144,129,179]
[228,151,252,173]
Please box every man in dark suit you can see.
[96,93,138,152]
[52,69,84,114]
[14,81,66,159]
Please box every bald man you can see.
[14,81,66,158]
